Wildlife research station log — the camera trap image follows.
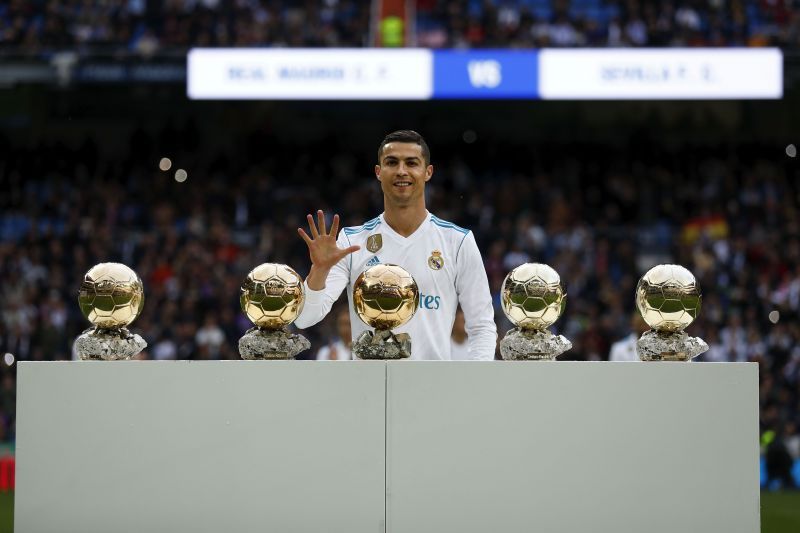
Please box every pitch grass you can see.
[0,491,794,531]
[763,490,800,532]
[0,492,11,533]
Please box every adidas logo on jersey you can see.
[366,256,381,267]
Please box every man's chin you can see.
[393,190,417,201]
[384,189,414,203]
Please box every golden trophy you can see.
[635,264,708,361]
[499,263,571,360]
[75,263,147,360]
[238,263,310,359]
[352,264,419,359]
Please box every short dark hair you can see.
[378,130,431,165]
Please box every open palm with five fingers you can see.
[298,211,360,289]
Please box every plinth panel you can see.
[386,362,759,533]
[16,361,386,533]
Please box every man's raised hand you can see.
[298,211,360,290]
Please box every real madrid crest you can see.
[428,250,444,270]
[367,234,382,253]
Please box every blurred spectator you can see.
[195,314,226,359]
[764,425,798,489]
[316,306,353,360]
[608,313,648,362]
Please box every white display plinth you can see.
[15,361,387,533]
[386,362,759,533]
[16,361,759,533]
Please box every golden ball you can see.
[353,264,419,330]
[78,263,145,328]
[240,263,305,328]
[636,264,701,332]
[501,263,566,330]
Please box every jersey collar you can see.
[378,211,432,243]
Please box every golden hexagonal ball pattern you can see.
[240,263,305,329]
[636,264,701,332]
[353,264,419,330]
[501,263,567,331]
[78,263,145,328]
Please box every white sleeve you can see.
[455,231,498,360]
[294,231,351,330]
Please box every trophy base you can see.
[636,330,709,361]
[74,327,148,361]
[353,330,411,360]
[238,327,311,360]
[499,327,572,361]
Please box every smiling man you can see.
[295,130,497,360]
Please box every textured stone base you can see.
[74,327,148,361]
[636,330,709,361]
[500,328,572,361]
[238,327,311,359]
[353,330,411,360]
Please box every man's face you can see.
[375,142,433,206]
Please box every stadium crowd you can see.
[1,0,798,55]
[0,121,799,486]
[416,0,800,48]
[0,0,372,55]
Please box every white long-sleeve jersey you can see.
[294,212,497,360]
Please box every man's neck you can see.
[383,203,428,237]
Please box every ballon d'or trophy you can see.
[352,264,419,359]
[499,263,571,360]
[238,263,311,359]
[635,264,709,361]
[75,263,147,360]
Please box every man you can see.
[450,308,469,360]
[316,306,353,361]
[608,312,649,362]
[295,130,496,360]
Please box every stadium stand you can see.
[2,0,799,55]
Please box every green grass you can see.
[0,490,794,531]
[762,491,800,532]
[0,492,11,533]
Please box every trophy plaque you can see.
[635,264,708,361]
[238,263,310,359]
[499,263,572,360]
[352,264,419,360]
[75,262,147,360]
